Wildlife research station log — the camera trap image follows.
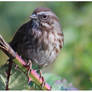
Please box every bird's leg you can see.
[41,76,45,88]
[27,60,32,84]
[28,60,32,72]
[38,70,45,88]
[23,59,32,84]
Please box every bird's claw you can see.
[39,70,45,88]
[27,60,32,76]
[41,76,45,88]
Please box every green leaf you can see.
[0,75,6,90]
[0,64,77,90]
[0,64,29,90]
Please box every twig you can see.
[5,59,13,90]
[0,34,51,90]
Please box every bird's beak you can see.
[30,14,37,19]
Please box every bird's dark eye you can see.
[42,15,47,18]
[41,14,48,20]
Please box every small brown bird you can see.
[10,7,64,69]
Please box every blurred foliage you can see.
[0,2,92,90]
[0,64,77,90]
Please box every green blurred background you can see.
[0,2,92,90]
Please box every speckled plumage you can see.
[10,7,64,69]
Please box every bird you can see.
[10,7,64,69]
[1,7,64,90]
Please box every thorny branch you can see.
[0,34,51,90]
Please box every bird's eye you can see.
[41,15,48,20]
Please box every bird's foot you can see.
[41,76,45,88]
[24,60,33,84]
[27,60,32,78]
[38,70,45,88]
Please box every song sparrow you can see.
[10,7,64,69]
